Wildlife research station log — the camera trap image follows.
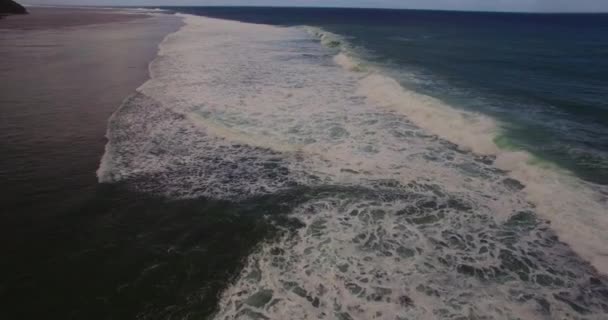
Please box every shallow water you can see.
[0,12,190,319]
[98,14,608,319]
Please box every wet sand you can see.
[0,9,183,318]
[0,8,182,213]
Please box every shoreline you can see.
[97,13,186,184]
[0,11,184,318]
[0,8,183,217]
[0,7,182,203]
[112,11,608,277]
[137,14,608,319]
[3,7,608,319]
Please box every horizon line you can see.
[23,3,608,14]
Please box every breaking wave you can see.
[98,14,608,319]
[308,26,608,276]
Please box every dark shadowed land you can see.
[0,0,27,15]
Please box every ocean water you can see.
[3,7,608,320]
[167,7,608,185]
[96,7,608,319]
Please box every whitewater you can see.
[98,14,608,319]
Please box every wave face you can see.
[98,15,608,319]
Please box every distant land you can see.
[0,0,27,15]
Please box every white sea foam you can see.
[301,30,608,275]
[98,14,608,319]
[326,51,608,276]
[216,192,607,320]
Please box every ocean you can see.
[3,6,608,320]
[170,7,608,185]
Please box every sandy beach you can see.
[0,7,182,319]
[0,7,181,212]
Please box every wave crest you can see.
[320,27,608,274]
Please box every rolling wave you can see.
[308,26,608,276]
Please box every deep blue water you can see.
[166,7,608,184]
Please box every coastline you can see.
[107,12,608,277]
[3,7,608,320]
[0,8,184,319]
[0,7,182,211]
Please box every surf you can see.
[97,13,608,319]
[308,28,608,276]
